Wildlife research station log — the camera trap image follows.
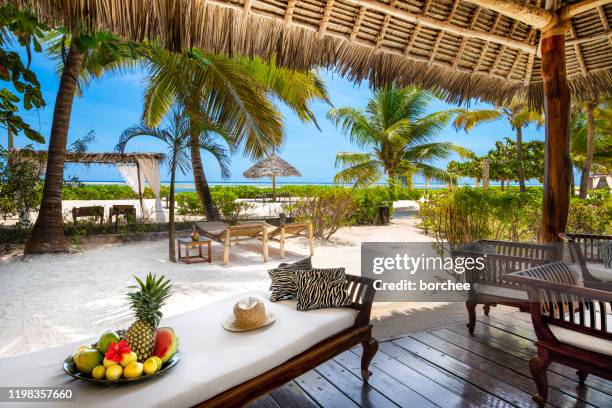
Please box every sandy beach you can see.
[0,200,508,358]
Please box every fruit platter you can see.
[63,274,180,384]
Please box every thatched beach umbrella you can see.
[243,154,301,202]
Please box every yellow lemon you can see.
[120,351,137,368]
[105,364,123,380]
[103,358,118,368]
[91,365,105,380]
[75,345,90,354]
[143,358,158,375]
[123,362,143,379]
[150,356,162,371]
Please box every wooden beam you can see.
[376,14,391,48]
[318,0,335,39]
[569,21,588,75]
[596,6,612,48]
[566,29,612,46]
[349,0,536,53]
[561,0,612,20]
[540,33,571,242]
[462,0,556,29]
[284,0,297,26]
[453,6,481,68]
[349,6,366,41]
[243,0,253,15]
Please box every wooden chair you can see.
[71,206,104,225]
[195,221,269,264]
[108,205,136,233]
[506,262,612,408]
[266,221,314,258]
[452,240,562,334]
[560,233,612,290]
[198,274,378,407]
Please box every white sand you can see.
[0,201,507,358]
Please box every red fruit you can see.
[153,327,178,363]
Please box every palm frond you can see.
[453,109,501,132]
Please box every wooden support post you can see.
[482,159,490,189]
[262,225,269,262]
[308,222,314,256]
[224,230,231,264]
[540,33,571,242]
[279,226,286,258]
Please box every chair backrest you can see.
[479,240,562,261]
[559,233,603,283]
[507,262,612,342]
[564,233,611,263]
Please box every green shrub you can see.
[175,192,203,215]
[567,196,611,235]
[210,190,254,224]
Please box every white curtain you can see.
[116,163,143,196]
[137,158,165,222]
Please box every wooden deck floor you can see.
[247,311,612,408]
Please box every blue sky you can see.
[9,49,546,184]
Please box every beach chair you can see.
[72,206,104,225]
[195,222,269,264]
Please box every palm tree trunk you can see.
[189,134,221,221]
[25,44,84,254]
[168,151,177,262]
[516,126,526,192]
[579,102,595,198]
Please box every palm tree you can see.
[115,108,230,261]
[328,85,471,189]
[25,32,142,254]
[453,98,544,192]
[142,49,328,220]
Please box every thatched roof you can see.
[4,0,612,106]
[243,154,302,178]
[10,149,164,164]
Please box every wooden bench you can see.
[452,240,562,334]
[71,206,104,225]
[109,205,136,233]
[560,233,612,290]
[197,274,377,407]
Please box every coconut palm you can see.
[116,108,230,261]
[142,49,328,220]
[25,31,143,254]
[328,85,471,189]
[453,98,544,192]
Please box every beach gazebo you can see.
[10,0,612,240]
[11,149,166,221]
[243,154,302,201]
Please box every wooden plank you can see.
[445,322,612,399]
[335,350,439,408]
[376,343,514,407]
[296,369,360,408]
[246,394,281,408]
[430,328,610,401]
[315,359,400,408]
[411,331,594,408]
[392,337,534,407]
[269,381,319,408]
[480,314,539,341]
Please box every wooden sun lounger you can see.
[267,222,314,258]
[195,222,269,264]
[196,274,377,408]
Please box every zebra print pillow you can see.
[268,258,312,302]
[601,241,612,268]
[295,268,350,311]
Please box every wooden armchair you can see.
[560,233,612,290]
[71,206,104,225]
[452,240,562,334]
[506,262,612,408]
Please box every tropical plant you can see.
[142,49,328,221]
[25,31,144,254]
[329,85,471,190]
[0,5,46,144]
[116,108,230,261]
[454,97,544,192]
[0,146,42,222]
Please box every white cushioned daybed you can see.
[0,275,377,408]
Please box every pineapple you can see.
[124,274,172,362]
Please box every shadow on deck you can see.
[248,311,612,408]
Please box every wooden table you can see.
[177,237,212,264]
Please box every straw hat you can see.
[222,297,276,332]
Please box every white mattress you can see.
[586,262,612,282]
[0,291,357,407]
[473,283,528,301]
[549,307,612,356]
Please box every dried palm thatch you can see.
[243,154,301,178]
[10,149,164,165]
[3,0,612,107]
